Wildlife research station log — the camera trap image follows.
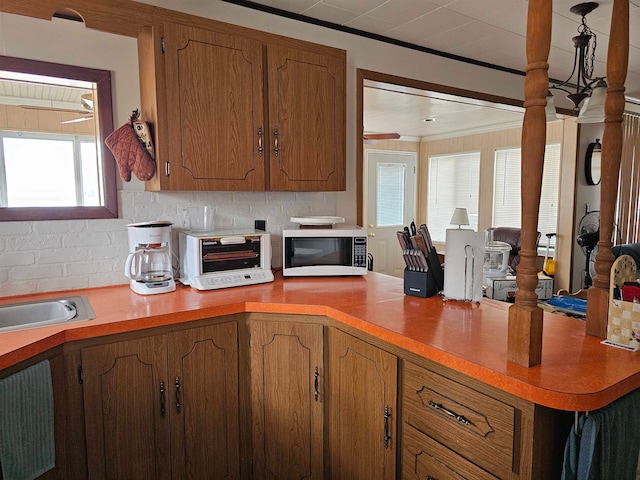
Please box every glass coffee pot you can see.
[125,221,176,295]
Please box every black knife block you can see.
[404,269,439,298]
[404,247,444,298]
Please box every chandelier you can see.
[547,2,607,123]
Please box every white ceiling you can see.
[235,0,640,139]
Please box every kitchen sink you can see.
[0,296,96,333]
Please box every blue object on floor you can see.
[547,295,588,314]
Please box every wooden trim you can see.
[0,0,346,58]
[356,69,528,229]
[356,69,364,227]
[0,55,117,221]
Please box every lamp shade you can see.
[577,80,607,124]
[449,208,470,227]
[545,91,559,122]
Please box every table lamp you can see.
[449,208,470,229]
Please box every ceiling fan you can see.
[61,93,94,124]
[19,92,94,124]
[363,132,401,144]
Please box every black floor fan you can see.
[576,211,600,289]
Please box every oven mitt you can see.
[105,109,156,182]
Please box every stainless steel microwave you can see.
[282,226,368,276]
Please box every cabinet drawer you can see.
[403,424,498,480]
[403,361,515,478]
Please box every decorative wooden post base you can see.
[586,287,609,338]
[508,304,543,367]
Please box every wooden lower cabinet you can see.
[81,322,239,480]
[328,328,398,480]
[403,424,498,480]
[402,360,571,480]
[249,319,324,479]
[6,313,572,480]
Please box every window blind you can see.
[376,163,406,227]
[492,144,561,242]
[427,152,480,243]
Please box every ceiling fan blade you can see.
[61,115,93,124]
[20,105,88,114]
[363,132,401,140]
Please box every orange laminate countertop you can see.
[1,272,638,412]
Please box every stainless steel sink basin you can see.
[0,296,96,333]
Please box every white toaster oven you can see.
[179,230,273,290]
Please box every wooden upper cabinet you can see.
[162,23,266,191]
[267,45,346,191]
[139,21,346,192]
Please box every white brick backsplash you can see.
[0,282,38,297]
[88,272,128,288]
[7,235,62,251]
[0,222,32,235]
[0,251,35,267]
[38,248,89,265]
[33,221,84,234]
[87,245,129,261]
[38,276,89,292]
[0,190,338,296]
[11,264,63,281]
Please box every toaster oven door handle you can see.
[204,251,258,261]
[219,236,248,245]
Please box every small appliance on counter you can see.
[179,229,274,290]
[282,217,368,277]
[483,240,512,283]
[125,221,176,295]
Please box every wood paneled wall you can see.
[0,105,94,135]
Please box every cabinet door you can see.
[328,328,397,480]
[167,322,240,480]
[82,335,171,480]
[163,23,266,191]
[250,320,324,479]
[267,44,346,191]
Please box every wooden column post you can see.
[586,0,629,338]
[507,0,551,367]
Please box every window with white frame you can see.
[427,152,480,243]
[492,144,561,244]
[0,131,100,208]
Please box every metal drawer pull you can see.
[428,400,471,425]
[175,377,181,413]
[160,381,166,418]
[426,476,437,480]
[383,406,392,449]
[258,127,263,156]
[314,367,319,401]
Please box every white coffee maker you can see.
[125,221,176,295]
